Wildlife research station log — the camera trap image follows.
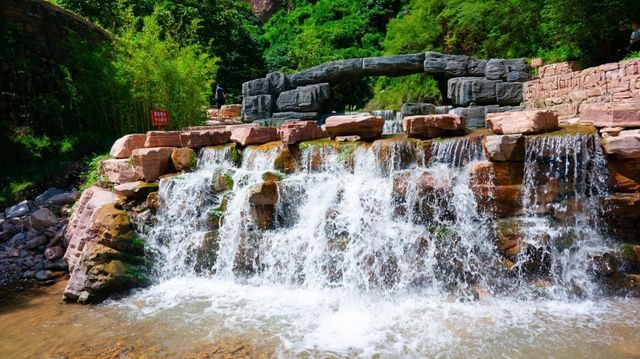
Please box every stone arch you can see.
[241,52,530,127]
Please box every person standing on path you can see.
[215,84,226,109]
[629,21,640,53]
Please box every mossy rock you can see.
[274,146,298,174]
[212,169,235,193]
[208,196,229,229]
[262,171,284,182]
[528,124,596,138]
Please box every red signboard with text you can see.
[151,109,169,129]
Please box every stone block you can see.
[496,82,523,105]
[101,159,141,184]
[448,77,498,106]
[486,110,559,135]
[401,102,436,116]
[110,134,146,159]
[362,53,425,76]
[131,147,175,181]
[276,83,330,112]
[324,115,384,140]
[242,94,274,122]
[144,131,181,148]
[242,78,270,97]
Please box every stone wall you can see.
[524,59,640,120]
[0,0,110,124]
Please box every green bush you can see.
[367,74,442,110]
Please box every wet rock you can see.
[403,114,465,139]
[601,193,640,242]
[35,269,52,281]
[448,77,499,106]
[212,169,235,193]
[44,246,65,260]
[101,159,142,184]
[171,147,197,171]
[113,181,159,200]
[9,232,26,243]
[401,102,436,116]
[230,126,279,146]
[492,218,550,274]
[486,110,559,135]
[24,208,57,232]
[242,94,274,121]
[131,147,175,181]
[602,133,640,159]
[276,83,330,112]
[274,146,298,173]
[248,181,279,206]
[579,99,640,128]
[608,159,640,192]
[278,121,324,145]
[110,134,146,158]
[470,161,525,217]
[5,200,29,219]
[471,161,524,186]
[44,258,67,271]
[25,235,48,249]
[179,129,231,147]
[8,248,21,258]
[483,134,525,162]
[335,135,361,142]
[144,131,181,147]
[324,115,384,141]
[371,138,416,174]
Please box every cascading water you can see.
[111,133,640,358]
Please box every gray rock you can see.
[447,77,499,106]
[271,112,320,121]
[44,246,65,261]
[22,270,35,279]
[35,269,52,281]
[449,105,525,128]
[506,71,530,82]
[424,53,473,77]
[485,58,529,81]
[242,78,270,97]
[362,53,425,76]
[5,200,29,219]
[266,71,288,93]
[276,83,331,112]
[35,187,65,206]
[26,235,48,249]
[401,103,437,116]
[44,258,67,270]
[443,55,470,77]
[46,191,80,206]
[496,82,523,105]
[468,58,487,76]
[242,94,274,122]
[9,232,26,243]
[25,208,57,232]
[288,58,364,87]
[423,52,448,74]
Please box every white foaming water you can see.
[114,133,635,357]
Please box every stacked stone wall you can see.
[524,59,640,119]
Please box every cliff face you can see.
[246,0,282,21]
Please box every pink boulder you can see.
[180,129,231,147]
[109,134,146,158]
[580,100,640,128]
[219,104,242,118]
[230,126,279,146]
[278,121,324,145]
[144,131,181,147]
[403,114,465,139]
[101,159,141,184]
[603,133,640,159]
[486,110,559,135]
[324,115,384,140]
[131,147,175,181]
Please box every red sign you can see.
[151,109,169,129]
[530,58,543,67]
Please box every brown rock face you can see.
[101,159,142,184]
[470,161,524,217]
[219,104,242,118]
[324,115,384,141]
[486,110,558,135]
[131,147,175,181]
[601,193,640,242]
[602,133,640,159]
[144,131,181,147]
[608,159,640,192]
[403,114,465,139]
[171,147,196,171]
[278,121,324,145]
[110,134,146,159]
[248,181,279,206]
[580,100,640,128]
[483,134,525,162]
[230,126,279,146]
[249,0,281,21]
[179,129,231,147]
[63,187,118,273]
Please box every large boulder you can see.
[361,53,425,76]
[242,94,274,121]
[144,131,181,147]
[486,110,559,135]
[63,187,118,273]
[470,161,524,217]
[579,100,640,128]
[496,82,523,105]
[278,121,324,145]
[602,133,640,159]
[248,181,279,206]
[449,105,524,128]
[113,181,159,200]
[448,77,499,106]
[171,147,197,171]
[608,159,640,192]
[401,102,436,116]
[324,115,384,141]
[276,83,331,112]
[403,114,465,139]
[179,129,231,147]
[485,58,529,81]
[266,71,288,93]
[101,159,142,184]
[242,78,270,97]
[230,126,279,146]
[24,208,57,232]
[423,52,476,77]
[218,104,242,118]
[483,134,525,162]
[131,147,175,181]
[110,134,146,158]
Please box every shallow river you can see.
[2,278,640,358]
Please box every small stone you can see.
[25,208,57,232]
[8,248,21,258]
[171,147,197,171]
[44,246,65,261]
[43,258,67,270]
[35,269,52,281]
[26,235,48,249]
[5,200,29,219]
